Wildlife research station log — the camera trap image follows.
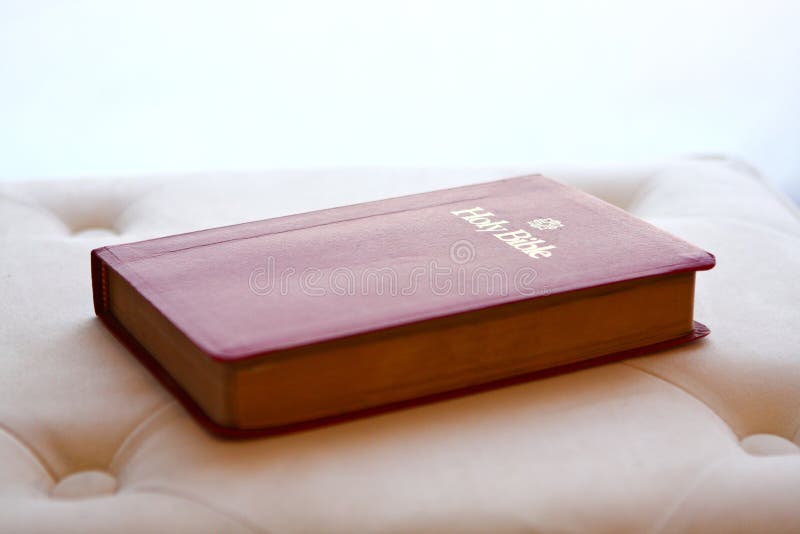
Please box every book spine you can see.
[91,248,110,317]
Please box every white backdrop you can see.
[1,1,799,201]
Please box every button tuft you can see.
[740,434,800,456]
[51,470,118,499]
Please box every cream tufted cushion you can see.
[1,158,799,533]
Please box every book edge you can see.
[92,304,711,439]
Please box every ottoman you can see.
[1,157,799,532]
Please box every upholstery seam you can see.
[627,158,800,225]
[792,415,800,446]
[647,452,736,534]
[640,214,800,240]
[623,168,661,212]
[0,193,73,235]
[683,154,765,184]
[621,362,741,440]
[0,423,57,485]
[714,157,800,221]
[109,401,179,475]
[102,185,162,234]
[126,483,268,534]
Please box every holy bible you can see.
[91,175,715,437]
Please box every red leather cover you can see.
[92,175,714,361]
[91,175,715,437]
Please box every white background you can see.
[1,1,799,201]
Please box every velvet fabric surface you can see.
[1,157,798,532]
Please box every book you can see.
[91,175,715,437]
